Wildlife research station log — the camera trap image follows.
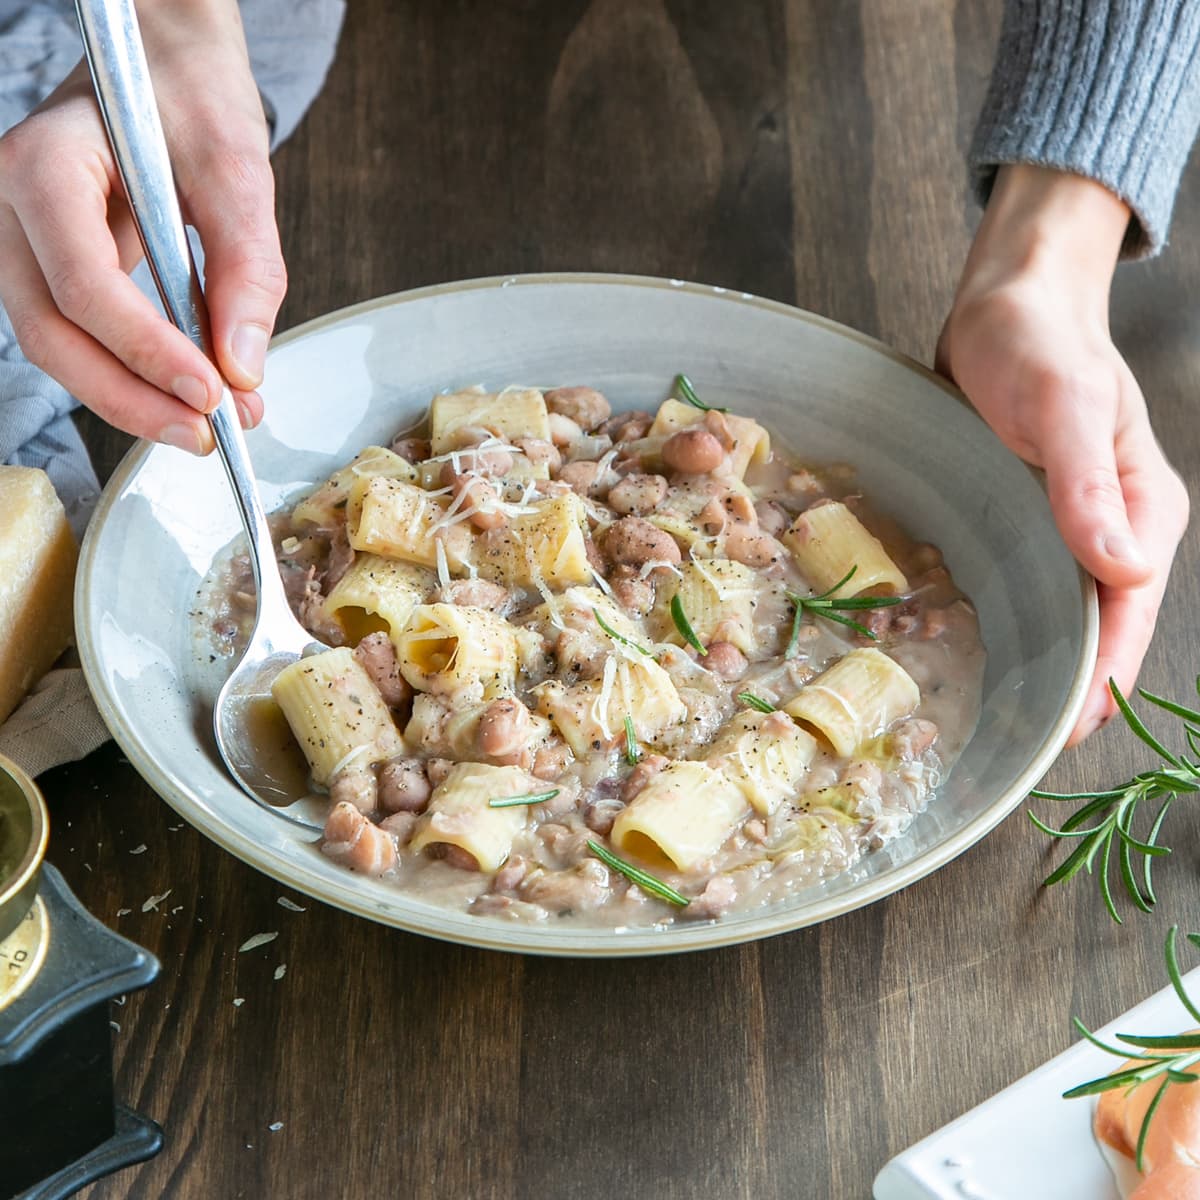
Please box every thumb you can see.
[1039,406,1153,589]
[185,151,286,391]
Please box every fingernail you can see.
[231,323,269,385]
[172,374,211,412]
[235,395,254,429]
[159,423,203,455]
[1103,534,1148,568]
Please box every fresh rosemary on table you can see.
[1029,677,1200,922]
[785,565,904,651]
[587,840,689,907]
[1066,926,1200,1171]
[673,372,728,413]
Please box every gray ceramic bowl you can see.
[76,274,1097,956]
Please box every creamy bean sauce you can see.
[207,388,985,927]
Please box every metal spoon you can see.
[77,0,326,830]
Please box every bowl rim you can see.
[75,271,1100,956]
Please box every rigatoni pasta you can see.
[224,377,983,923]
[782,647,920,756]
[782,499,907,597]
[271,647,405,787]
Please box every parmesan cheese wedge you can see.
[0,467,79,724]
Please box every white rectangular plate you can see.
[874,964,1200,1199]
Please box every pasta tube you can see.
[531,587,687,755]
[536,656,687,758]
[782,648,920,756]
[292,445,418,528]
[647,398,770,479]
[653,559,758,654]
[271,647,405,787]
[394,603,518,695]
[322,554,436,646]
[409,762,538,872]
[705,710,818,815]
[476,492,592,589]
[430,386,550,454]
[782,500,907,598]
[347,477,474,571]
[611,762,748,871]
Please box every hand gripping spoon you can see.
[77,0,326,830]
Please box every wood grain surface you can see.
[43,2,1200,1196]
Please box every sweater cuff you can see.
[970,0,1200,258]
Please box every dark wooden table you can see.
[45,3,1200,1196]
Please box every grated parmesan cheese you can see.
[435,539,451,589]
[238,931,279,953]
[592,655,618,740]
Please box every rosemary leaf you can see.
[815,609,878,640]
[785,602,804,659]
[785,570,904,643]
[1143,799,1173,906]
[1166,926,1200,1024]
[488,789,560,808]
[592,607,653,656]
[587,840,689,907]
[624,715,640,765]
[737,692,776,713]
[1112,677,1182,768]
[673,373,728,413]
[670,594,708,655]
[1121,1032,1200,1050]
[1139,687,1200,726]
[1136,1080,1172,1171]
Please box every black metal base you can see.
[13,1106,163,1200]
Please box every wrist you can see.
[955,164,1131,315]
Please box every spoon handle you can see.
[75,0,293,628]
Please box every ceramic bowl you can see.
[76,274,1097,956]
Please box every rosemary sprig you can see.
[737,692,776,713]
[488,789,560,808]
[1030,677,1200,921]
[673,373,728,413]
[1065,926,1200,1171]
[670,594,708,656]
[786,566,904,643]
[624,715,640,765]
[587,839,689,907]
[592,607,653,657]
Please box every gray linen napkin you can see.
[0,0,344,777]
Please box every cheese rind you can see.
[0,467,79,724]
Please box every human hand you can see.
[937,164,1189,745]
[0,0,285,454]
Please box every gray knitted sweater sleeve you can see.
[971,0,1200,257]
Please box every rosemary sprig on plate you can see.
[673,373,728,413]
[624,715,640,765]
[1029,677,1200,922]
[489,789,560,808]
[1065,926,1200,1171]
[737,692,776,713]
[592,607,653,657]
[670,594,708,656]
[587,840,689,907]
[785,566,904,649]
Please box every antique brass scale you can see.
[0,755,161,1198]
